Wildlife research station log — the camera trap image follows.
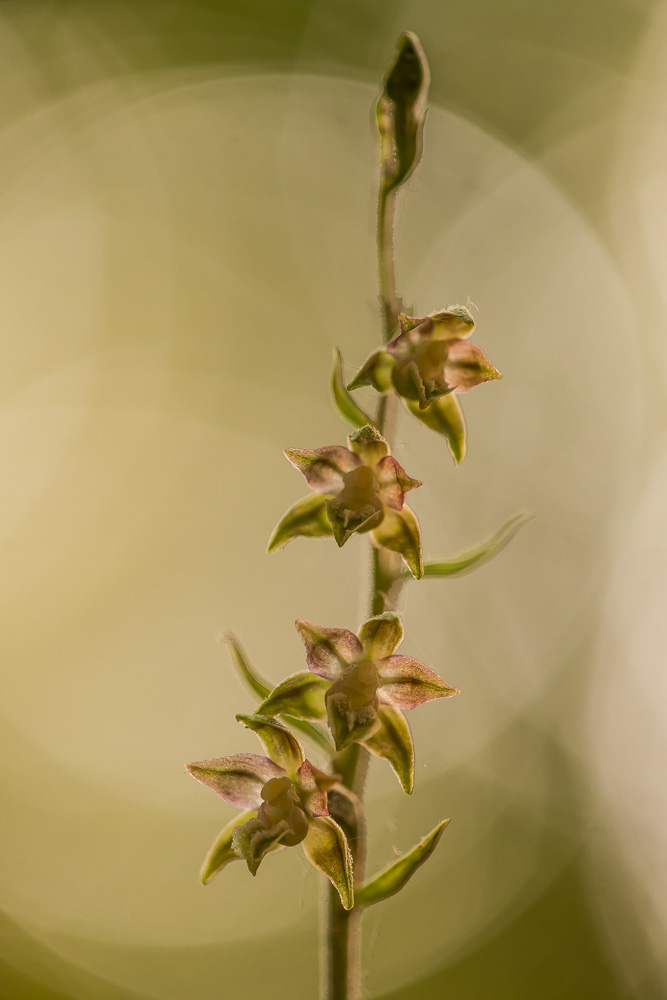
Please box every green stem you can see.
[323,181,405,1000]
[377,187,401,342]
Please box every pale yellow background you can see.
[0,2,665,998]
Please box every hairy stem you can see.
[323,181,405,1000]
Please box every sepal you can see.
[404,395,466,465]
[354,819,450,907]
[296,619,361,680]
[378,655,459,709]
[268,494,333,552]
[371,504,424,579]
[199,809,257,885]
[347,349,395,393]
[258,671,329,720]
[362,703,414,794]
[185,754,283,809]
[303,816,355,910]
[236,714,305,774]
[358,612,404,660]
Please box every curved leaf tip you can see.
[354,818,450,907]
[331,348,375,429]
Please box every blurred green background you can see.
[1,0,666,997]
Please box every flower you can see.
[258,613,459,794]
[347,308,501,464]
[268,424,424,578]
[186,714,354,908]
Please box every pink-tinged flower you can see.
[186,714,354,908]
[268,424,424,578]
[347,308,501,464]
[258,613,459,794]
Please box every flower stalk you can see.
[323,34,422,994]
[185,28,524,1000]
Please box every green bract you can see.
[355,819,451,907]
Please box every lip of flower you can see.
[284,424,422,548]
[289,612,459,764]
[185,716,354,907]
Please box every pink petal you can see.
[377,655,460,709]
[296,759,336,817]
[185,753,284,809]
[386,319,431,359]
[375,455,422,510]
[284,446,361,493]
[296,619,363,680]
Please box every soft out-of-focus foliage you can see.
[0,1,665,999]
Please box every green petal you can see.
[259,672,329,720]
[372,504,423,579]
[303,816,354,910]
[236,714,305,774]
[405,395,466,465]
[354,819,450,907]
[410,513,533,580]
[358,612,404,659]
[199,809,256,885]
[430,306,476,339]
[346,348,395,393]
[268,494,333,552]
[331,348,375,428]
[347,423,390,467]
[222,634,271,700]
[362,703,414,794]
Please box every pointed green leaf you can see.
[372,504,423,579]
[303,816,354,910]
[362,703,414,794]
[259,671,329,720]
[404,513,533,580]
[355,819,450,907]
[199,809,256,885]
[268,494,333,552]
[222,633,271,700]
[405,395,466,464]
[331,348,375,428]
[236,714,305,774]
